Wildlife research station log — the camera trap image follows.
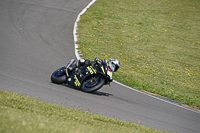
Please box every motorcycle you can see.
[51,59,113,93]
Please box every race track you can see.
[0,0,199,133]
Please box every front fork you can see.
[65,59,76,77]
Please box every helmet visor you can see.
[114,65,119,72]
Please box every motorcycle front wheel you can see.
[81,75,105,93]
[51,67,67,84]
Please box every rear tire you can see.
[51,67,67,84]
[81,75,105,93]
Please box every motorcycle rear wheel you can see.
[81,75,105,93]
[51,67,67,84]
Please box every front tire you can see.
[81,75,105,93]
[51,67,67,84]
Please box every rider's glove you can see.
[94,57,102,65]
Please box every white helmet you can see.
[109,58,120,72]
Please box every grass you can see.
[76,0,200,108]
[0,90,168,133]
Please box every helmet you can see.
[109,58,120,72]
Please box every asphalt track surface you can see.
[0,0,200,133]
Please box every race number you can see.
[74,75,81,86]
[87,66,97,74]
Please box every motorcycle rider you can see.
[93,57,120,72]
[64,57,120,78]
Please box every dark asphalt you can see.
[0,0,199,133]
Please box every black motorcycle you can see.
[51,59,113,93]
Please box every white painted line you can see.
[73,0,200,114]
[113,80,200,114]
[74,0,97,60]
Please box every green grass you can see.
[77,0,200,108]
[0,91,168,133]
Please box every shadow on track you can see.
[51,83,113,97]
